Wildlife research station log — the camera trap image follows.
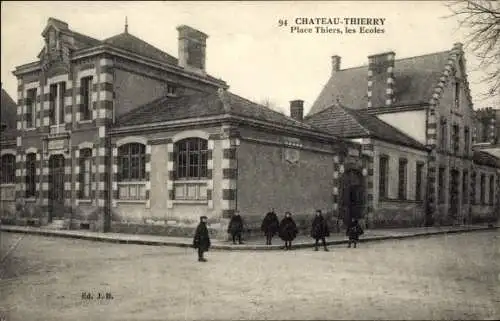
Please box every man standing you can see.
[193,216,211,262]
[311,210,330,251]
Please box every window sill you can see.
[0,183,15,187]
[116,199,147,204]
[173,200,208,205]
[78,120,93,124]
[174,179,209,183]
[25,198,37,202]
[25,127,36,131]
[380,198,424,204]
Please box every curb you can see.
[0,225,497,251]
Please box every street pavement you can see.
[0,230,499,320]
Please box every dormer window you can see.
[48,29,56,50]
[167,84,177,96]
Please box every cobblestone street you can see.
[1,230,499,320]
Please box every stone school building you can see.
[0,18,368,238]
[1,18,499,239]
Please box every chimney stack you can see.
[331,55,341,75]
[290,100,304,121]
[177,25,208,73]
[367,51,395,108]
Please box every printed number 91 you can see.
[278,19,288,27]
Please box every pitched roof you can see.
[473,150,500,168]
[116,90,321,133]
[309,51,450,116]
[304,104,427,150]
[103,32,178,65]
[1,88,17,129]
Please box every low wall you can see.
[372,200,425,228]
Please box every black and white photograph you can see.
[0,1,499,320]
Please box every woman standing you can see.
[279,212,298,250]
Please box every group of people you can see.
[192,210,364,262]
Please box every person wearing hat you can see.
[193,216,211,262]
[311,209,330,251]
[227,211,244,244]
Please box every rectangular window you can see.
[79,149,92,199]
[0,154,16,184]
[480,173,486,204]
[80,77,92,121]
[379,155,389,199]
[471,171,477,205]
[49,84,57,125]
[452,124,460,155]
[26,88,37,128]
[489,175,495,205]
[416,162,424,201]
[25,153,37,198]
[464,127,470,156]
[462,170,468,204]
[59,82,66,124]
[398,158,408,200]
[454,81,460,109]
[440,119,448,152]
[438,167,446,204]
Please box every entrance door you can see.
[342,169,365,224]
[49,154,65,222]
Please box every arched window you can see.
[118,143,146,181]
[25,153,37,197]
[174,138,208,180]
[0,154,15,184]
[79,148,92,199]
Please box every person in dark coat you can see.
[193,216,211,262]
[279,212,298,250]
[261,209,280,245]
[227,211,244,244]
[311,210,330,251]
[346,218,364,248]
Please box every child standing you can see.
[346,218,364,248]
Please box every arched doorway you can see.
[342,169,365,225]
[49,154,65,222]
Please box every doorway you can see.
[342,169,365,225]
[49,154,65,222]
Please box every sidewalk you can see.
[0,224,497,250]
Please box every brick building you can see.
[1,18,498,238]
[307,44,500,226]
[1,18,364,237]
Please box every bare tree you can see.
[259,98,287,115]
[446,0,500,99]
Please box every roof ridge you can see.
[333,50,451,72]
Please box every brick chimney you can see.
[290,100,304,121]
[367,51,395,108]
[331,55,341,75]
[177,25,208,73]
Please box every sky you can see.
[1,1,497,117]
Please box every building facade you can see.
[1,18,367,237]
[308,44,500,226]
[1,18,498,238]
